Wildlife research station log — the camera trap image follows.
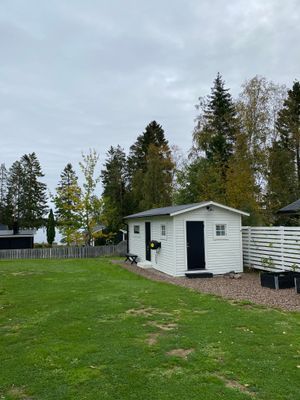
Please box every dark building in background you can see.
[0,224,35,249]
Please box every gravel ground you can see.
[112,261,300,312]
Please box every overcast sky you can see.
[1,0,299,196]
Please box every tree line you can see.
[0,74,299,244]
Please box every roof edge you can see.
[124,213,170,220]
[170,201,250,217]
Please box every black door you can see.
[145,222,151,261]
[186,221,205,270]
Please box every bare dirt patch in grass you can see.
[149,321,177,331]
[7,386,32,399]
[202,343,225,364]
[126,307,156,317]
[126,306,174,318]
[193,309,210,314]
[145,332,160,345]
[215,375,256,397]
[235,326,254,333]
[166,348,194,359]
[10,271,43,276]
[149,366,184,378]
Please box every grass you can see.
[0,258,300,400]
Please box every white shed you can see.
[124,201,249,277]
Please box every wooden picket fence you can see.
[0,241,127,260]
[242,226,300,272]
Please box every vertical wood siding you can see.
[0,241,127,260]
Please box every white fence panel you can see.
[242,227,300,272]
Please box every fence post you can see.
[248,227,251,265]
[280,226,285,270]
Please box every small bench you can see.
[124,253,138,265]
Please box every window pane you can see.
[216,224,226,236]
[134,225,140,234]
[161,225,166,236]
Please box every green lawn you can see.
[0,259,300,400]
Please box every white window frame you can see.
[214,223,228,240]
[160,224,167,240]
[133,225,140,235]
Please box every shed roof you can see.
[277,199,300,214]
[124,201,249,219]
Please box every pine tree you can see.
[276,81,300,189]
[184,74,238,204]
[127,121,173,211]
[19,153,48,228]
[101,146,127,232]
[46,209,56,246]
[128,121,168,174]
[5,160,24,228]
[0,164,7,223]
[195,73,238,168]
[139,144,174,210]
[53,163,82,245]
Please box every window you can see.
[161,224,166,237]
[133,225,140,234]
[215,224,227,238]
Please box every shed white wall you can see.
[128,218,145,261]
[173,207,243,276]
[128,217,175,275]
[127,206,243,277]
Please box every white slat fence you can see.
[0,241,127,260]
[242,227,300,272]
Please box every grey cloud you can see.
[0,0,299,197]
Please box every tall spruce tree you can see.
[46,209,56,246]
[19,153,48,228]
[139,144,174,210]
[127,121,173,212]
[53,163,82,245]
[6,160,24,228]
[128,121,168,174]
[0,164,7,223]
[5,155,47,229]
[185,74,238,203]
[195,73,238,168]
[101,146,127,232]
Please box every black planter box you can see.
[289,271,300,279]
[260,272,295,290]
[295,277,300,294]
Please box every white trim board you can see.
[170,201,250,217]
